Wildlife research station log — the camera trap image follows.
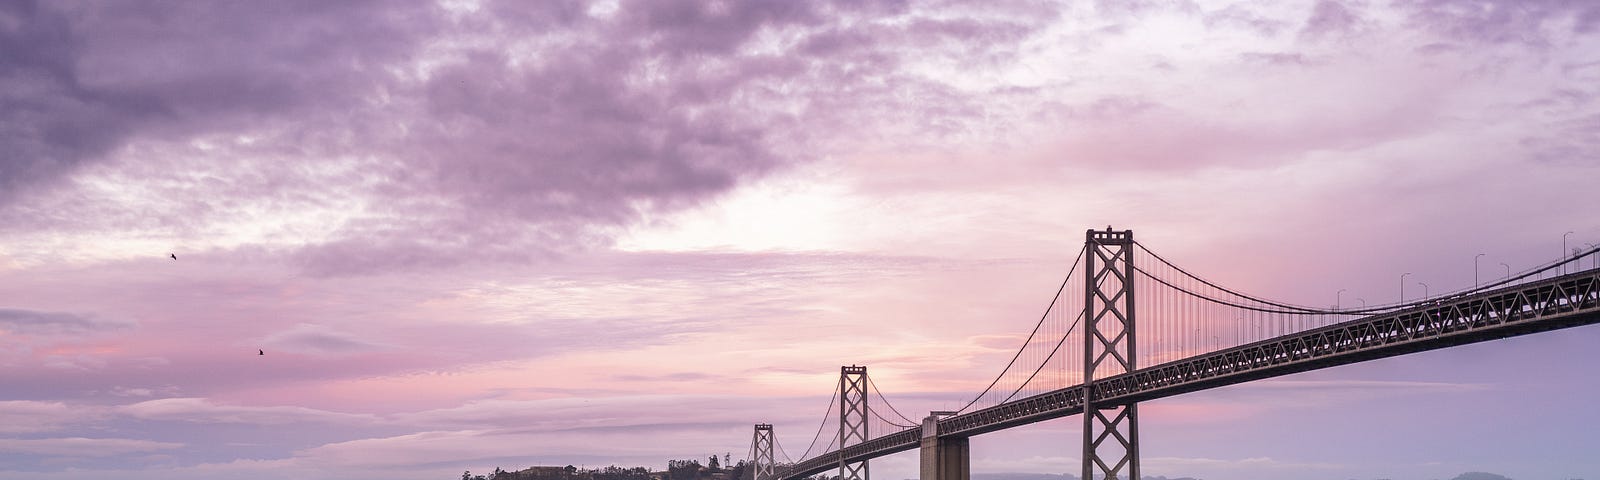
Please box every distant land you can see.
[966,474,1195,480]
[467,463,1543,480]
[957,472,1535,480]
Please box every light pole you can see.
[1474,253,1485,289]
[1418,281,1429,300]
[1337,289,1346,311]
[1564,231,1575,274]
[1501,262,1511,282]
[1357,297,1367,309]
[1400,272,1411,303]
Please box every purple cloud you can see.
[1,0,1079,278]
[1203,4,1290,37]
[1300,0,1365,39]
[0,308,129,336]
[0,0,437,205]
[1401,0,1600,46]
[0,437,182,457]
[261,323,392,356]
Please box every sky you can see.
[2,0,1600,479]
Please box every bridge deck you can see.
[778,268,1600,480]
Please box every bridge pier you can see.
[919,414,968,480]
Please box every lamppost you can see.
[1474,253,1485,289]
[1357,298,1367,309]
[1400,272,1411,303]
[1337,289,1346,310]
[1501,263,1511,282]
[1564,231,1575,275]
[1417,281,1429,300]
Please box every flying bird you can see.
[258,349,264,356]
[169,253,177,260]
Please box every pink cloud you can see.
[0,437,182,457]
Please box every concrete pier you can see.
[919,414,968,480]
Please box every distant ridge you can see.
[959,473,1198,480]
[934,471,1526,480]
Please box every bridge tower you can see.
[1082,228,1139,480]
[839,365,870,480]
[752,424,775,480]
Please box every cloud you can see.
[611,372,720,382]
[1238,51,1313,66]
[395,394,798,432]
[1203,4,1290,37]
[0,0,438,206]
[0,400,104,434]
[1143,455,1345,471]
[0,437,182,457]
[1202,379,1490,408]
[261,323,392,356]
[0,0,1083,277]
[0,308,130,336]
[1399,0,1600,46]
[1238,379,1488,393]
[1299,0,1365,40]
[295,423,742,470]
[120,397,379,425]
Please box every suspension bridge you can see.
[740,228,1600,480]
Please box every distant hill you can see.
[949,471,1525,480]
[967,473,1197,480]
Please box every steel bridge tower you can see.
[752,424,775,480]
[1083,228,1139,480]
[839,365,870,480]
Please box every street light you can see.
[1501,262,1511,282]
[1400,272,1411,303]
[1564,231,1575,274]
[1417,281,1429,300]
[1357,297,1367,309]
[1337,289,1346,311]
[1474,253,1485,289]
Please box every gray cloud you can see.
[1300,0,1365,40]
[261,323,392,356]
[1203,4,1290,37]
[0,308,129,335]
[1,0,1075,277]
[0,0,437,204]
[1399,0,1600,46]
[1239,51,1314,67]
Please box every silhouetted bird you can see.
[258,349,264,356]
[169,253,177,260]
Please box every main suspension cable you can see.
[955,245,1085,414]
[999,309,1084,404]
[1135,241,1600,316]
[796,379,841,462]
[868,402,917,429]
[774,435,795,464]
[866,375,918,426]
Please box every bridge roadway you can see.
[777,267,1600,480]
